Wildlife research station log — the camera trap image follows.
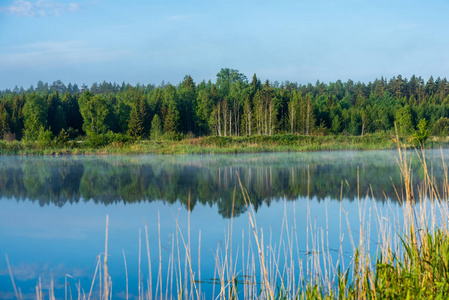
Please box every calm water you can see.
[0,150,447,299]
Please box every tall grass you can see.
[5,133,449,155]
[5,143,449,299]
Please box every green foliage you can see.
[86,132,108,148]
[106,131,131,144]
[178,75,197,133]
[331,114,342,134]
[1,71,449,145]
[163,105,179,137]
[62,92,83,134]
[150,114,163,140]
[196,89,213,135]
[0,102,10,138]
[413,118,430,146]
[433,117,449,136]
[36,126,54,148]
[86,131,131,148]
[127,105,144,138]
[46,92,66,135]
[216,68,247,97]
[373,229,449,299]
[395,105,414,135]
[55,128,70,146]
[78,91,109,136]
[23,93,47,141]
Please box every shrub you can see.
[36,126,54,149]
[55,128,70,147]
[413,118,430,147]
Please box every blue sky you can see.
[0,0,448,90]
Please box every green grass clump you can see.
[372,229,449,299]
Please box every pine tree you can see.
[150,114,163,140]
[395,105,413,135]
[163,105,179,139]
[0,102,10,138]
[127,105,144,138]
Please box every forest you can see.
[1,68,449,146]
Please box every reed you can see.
[104,214,109,300]
[5,253,20,300]
[122,251,128,300]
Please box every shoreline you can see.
[1,133,449,156]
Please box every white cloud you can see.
[0,0,82,17]
[0,40,127,70]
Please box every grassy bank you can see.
[1,133,449,155]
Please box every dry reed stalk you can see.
[325,198,332,292]
[187,194,191,300]
[66,278,73,300]
[36,284,40,300]
[104,215,109,300]
[250,254,256,300]
[77,280,81,300]
[306,165,310,283]
[394,128,414,203]
[39,277,43,300]
[212,245,218,299]
[441,148,449,202]
[139,228,142,300]
[213,240,225,300]
[144,223,152,300]
[87,255,101,300]
[229,187,236,300]
[5,254,20,300]
[167,233,174,300]
[174,215,182,298]
[123,250,129,300]
[293,202,300,300]
[320,229,327,291]
[183,251,187,300]
[282,202,294,296]
[338,181,346,275]
[171,207,199,300]
[245,218,253,300]
[197,230,201,299]
[268,229,273,290]
[272,202,287,292]
[241,229,246,300]
[236,171,274,300]
[158,212,162,300]
[99,257,103,300]
[50,277,55,300]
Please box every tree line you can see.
[1,69,449,144]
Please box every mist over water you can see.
[0,150,447,298]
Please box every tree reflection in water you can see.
[0,150,445,218]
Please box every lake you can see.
[0,150,447,299]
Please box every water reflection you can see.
[0,150,444,218]
[1,150,448,299]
